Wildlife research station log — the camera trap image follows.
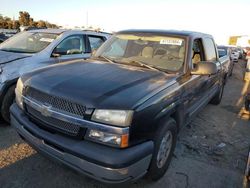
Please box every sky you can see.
[0,0,250,45]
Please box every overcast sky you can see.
[1,0,249,44]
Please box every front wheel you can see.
[147,118,177,181]
[1,85,16,123]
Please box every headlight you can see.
[15,78,24,109]
[91,109,133,127]
[87,129,129,148]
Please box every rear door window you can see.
[88,35,105,51]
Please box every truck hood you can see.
[24,60,177,109]
[0,50,31,65]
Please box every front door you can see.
[52,35,91,63]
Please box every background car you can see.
[218,45,234,76]
[0,29,111,122]
[0,33,8,44]
[231,50,240,62]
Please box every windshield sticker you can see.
[160,39,182,46]
[40,38,54,42]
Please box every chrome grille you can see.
[25,87,86,118]
[26,105,80,136]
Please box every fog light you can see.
[87,129,128,148]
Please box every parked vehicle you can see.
[218,45,234,76]
[231,50,240,62]
[0,29,18,38]
[0,33,8,43]
[0,29,110,122]
[11,30,229,183]
[20,26,47,32]
[236,47,245,59]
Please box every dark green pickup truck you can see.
[11,29,230,184]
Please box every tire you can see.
[1,85,16,123]
[147,118,177,181]
[229,63,234,77]
[245,95,250,111]
[210,84,224,105]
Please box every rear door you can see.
[184,38,213,120]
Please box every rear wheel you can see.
[1,85,16,123]
[147,118,177,181]
[229,63,234,77]
[245,95,250,111]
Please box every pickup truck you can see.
[217,45,233,77]
[11,29,228,183]
[0,29,110,122]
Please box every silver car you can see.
[0,29,110,122]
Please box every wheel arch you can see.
[0,78,18,107]
[155,102,185,132]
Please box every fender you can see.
[155,102,185,132]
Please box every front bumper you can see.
[11,104,153,184]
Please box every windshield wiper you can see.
[97,55,117,64]
[128,60,162,72]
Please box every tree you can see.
[37,20,46,27]
[12,20,20,30]
[19,11,31,26]
[0,11,58,30]
[29,18,36,26]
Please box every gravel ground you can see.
[0,60,250,188]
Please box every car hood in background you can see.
[0,50,31,65]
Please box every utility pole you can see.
[86,11,88,28]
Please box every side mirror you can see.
[66,49,82,55]
[51,53,61,58]
[91,49,97,56]
[191,61,218,75]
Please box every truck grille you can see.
[24,87,86,137]
[26,105,81,137]
[25,87,86,118]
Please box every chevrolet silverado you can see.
[11,29,229,183]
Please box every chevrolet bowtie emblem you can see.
[40,104,52,117]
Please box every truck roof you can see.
[28,29,111,37]
[117,29,213,38]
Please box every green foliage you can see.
[0,11,58,30]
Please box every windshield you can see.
[0,31,59,53]
[95,34,186,72]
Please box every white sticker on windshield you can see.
[160,39,182,46]
[40,38,54,42]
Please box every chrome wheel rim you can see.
[156,131,173,168]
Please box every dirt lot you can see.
[0,61,250,188]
